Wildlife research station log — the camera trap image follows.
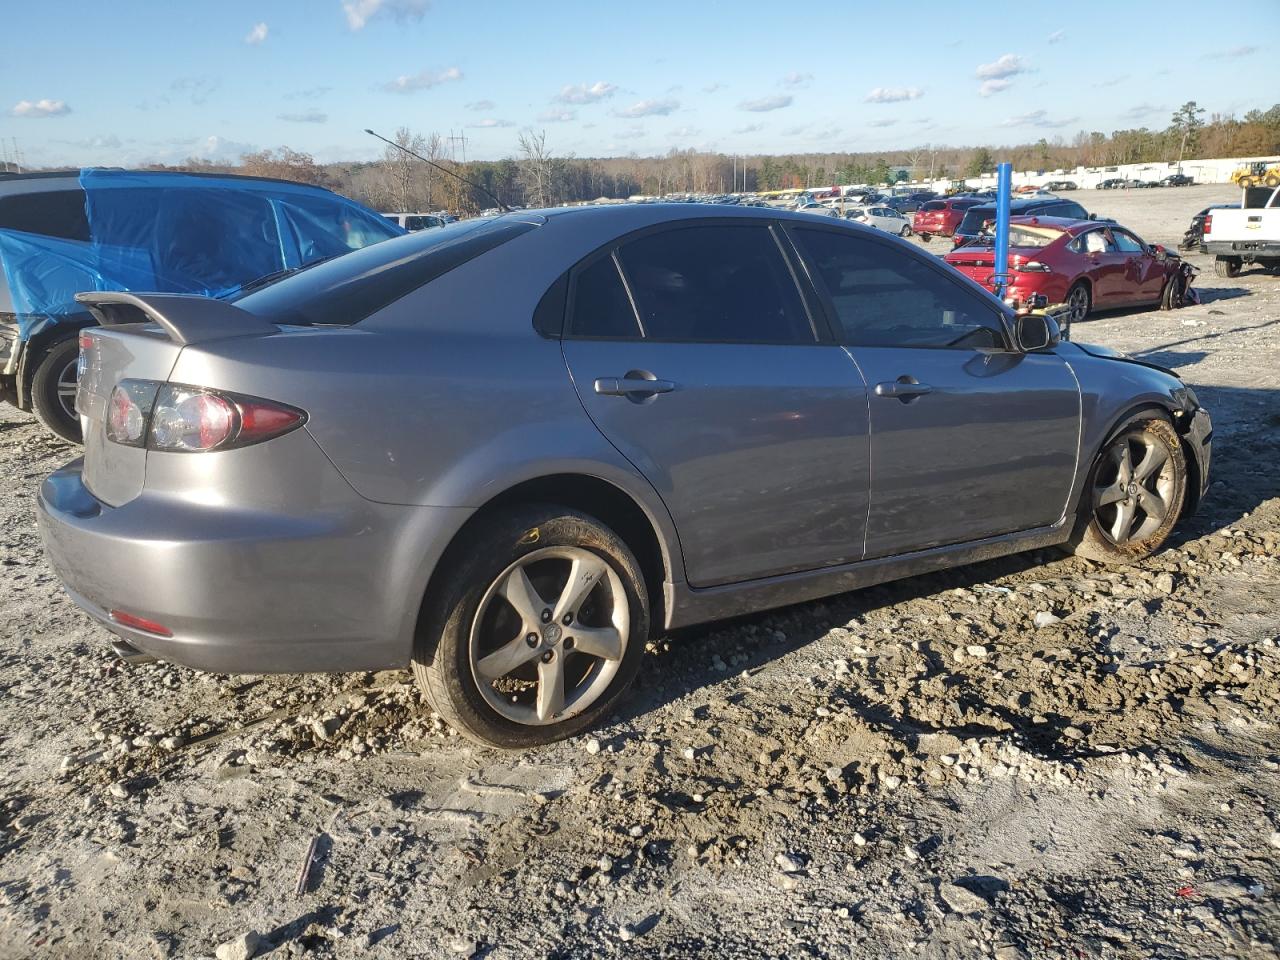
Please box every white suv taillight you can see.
[105,380,305,452]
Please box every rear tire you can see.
[1265,174,1279,188]
[1214,256,1241,278]
[412,505,650,748]
[899,225,912,237]
[1065,281,1092,324]
[920,232,932,243]
[29,338,83,444]
[1069,414,1187,564]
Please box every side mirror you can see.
[1016,312,1061,351]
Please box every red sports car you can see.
[943,216,1186,323]
[912,197,983,242]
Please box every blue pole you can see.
[993,161,1012,300]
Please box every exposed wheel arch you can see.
[417,473,675,643]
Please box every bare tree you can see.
[518,129,553,208]
[384,126,427,211]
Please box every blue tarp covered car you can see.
[0,168,404,440]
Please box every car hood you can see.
[1069,340,1181,378]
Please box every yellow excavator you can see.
[1231,161,1280,188]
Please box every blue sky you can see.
[1,0,1272,168]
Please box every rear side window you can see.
[616,225,814,344]
[0,189,90,241]
[568,254,641,338]
[793,228,1005,350]
[1051,201,1087,219]
[235,217,538,326]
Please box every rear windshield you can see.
[1008,226,1062,248]
[234,216,538,326]
[922,200,946,211]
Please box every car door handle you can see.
[874,377,933,402]
[594,375,676,398]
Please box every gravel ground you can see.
[1,185,1278,960]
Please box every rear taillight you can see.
[105,380,305,452]
[76,331,93,392]
[1203,215,1212,236]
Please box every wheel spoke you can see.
[1115,442,1134,485]
[1136,487,1167,523]
[1095,482,1127,507]
[1133,443,1169,483]
[535,654,566,722]
[500,565,547,629]
[475,635,541,680]
[1110,498,1137,542]
[552,552,609,622]
[570,624,624,662]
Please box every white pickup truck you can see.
[1202,185,1280,277]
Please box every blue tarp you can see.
[0,168,403,338]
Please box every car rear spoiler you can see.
[74,292,279,346]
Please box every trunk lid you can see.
[74,292,279,506]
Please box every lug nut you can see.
[540,609,552,623]
[526,633,539,647]
[562,613,574,626]
[541,650,555,663]
[564,637,576,650]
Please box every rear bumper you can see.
[37,457,472,674]
[1202,239,1280,258]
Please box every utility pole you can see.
[447,129,469,163]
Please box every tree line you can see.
[159,101,1280,214]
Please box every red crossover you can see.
[943,216,1186,324]
[912,197,983,242]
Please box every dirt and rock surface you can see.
[1,185,1278,959]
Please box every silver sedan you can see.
[38,204,1212,747]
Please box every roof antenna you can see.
[365,128,509,213]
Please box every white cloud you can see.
[868,118,898,127]
[615,98,679,118]
[286,86,332,100]
[383,66,462,93]
[468,118,513,128]
[734,122,764,134]
[278,111,327,123]
[555,81,617,104]
[171,76,219,105]
[976,53,1029,79]
[703,82,725,93]
[244,22,268,45]
[1204,45,1257,59]
[979,78,1012,97]
[1002,109,1079,129]
[615,127,645,140]
[739,94,793,112]
[537,108,576,122]
[1123,102,1164,119]
[465,99,495,111]
[343,0,430,31]
[864,86,923,103]
[780,72,813,89]
[10,98,70,118]
[1095,75,1128,88]
[670,125,700,138]
[1047,29,1065,43]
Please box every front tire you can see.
[920,232,932,243]
[899,224,912,237]
[29,338,83,443]
[412,505,650,748]
[1069,414,1187,564]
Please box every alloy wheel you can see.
[469,546,629,726]
[1067,285,1090,324]
[1092,431,1176,545]
[55,358,79,422]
